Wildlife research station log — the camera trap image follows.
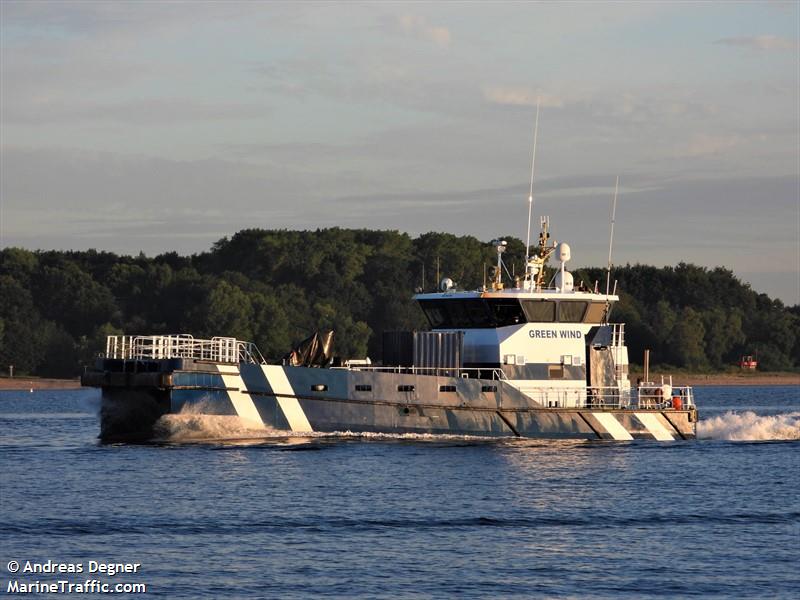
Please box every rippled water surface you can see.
[1,386,798,598]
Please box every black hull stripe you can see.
[495,411,521,437]
[576,412,603,439]
[660,411,688,440]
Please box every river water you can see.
[1,386,798,598]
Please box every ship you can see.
[81,216,697,442]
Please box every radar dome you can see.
[557,242,571,262]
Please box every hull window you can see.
[355,384,372,392]
[439,385,457,392]
[548,365,564,379]
[398,385,415,392]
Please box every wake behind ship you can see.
[82,219,697,442]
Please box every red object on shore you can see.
[739,355,758,370]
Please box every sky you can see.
[1,1,798,304]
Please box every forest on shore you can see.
[1,228,798,377]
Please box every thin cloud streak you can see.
[396,14,452,47]
[715,35,799,51]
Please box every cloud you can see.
[715,35,798,51]
[483,86,566,108]
[3,97,270,125]
[680,134,743,157]
[396,14,451,47]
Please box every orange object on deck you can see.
[671,396,682,410]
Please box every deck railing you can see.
[340,363,692,410]
[514,384,693,410]
[339,365,508,380]
[104,335,267,365]
[611,323,625,347]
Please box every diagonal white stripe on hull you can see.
[264,366,313,432]
[593,412,634,440]
[219,372,265,428]
[635,412,674,441]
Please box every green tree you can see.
[34,263,118,338]
[672,307,708,368]
[196,280,255,341]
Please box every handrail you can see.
[104,335,267,364]
[339,365,509,380]
[611,323,625,347]
[339,364,692,410]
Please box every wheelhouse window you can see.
[418,299,496,329]
[419,297,602,328]
[421,301,448,328]
[521,300,556,323]
[558,301,588,323]
[447,299,494,328]
[485,299,525,327]
[584,302,607,324]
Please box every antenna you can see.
[524,100,541,269]
[491,239,508,290]
[605,176,619,296]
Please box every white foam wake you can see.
[153,400,279,441]
[697,411,800,441]
[152,401,494,442]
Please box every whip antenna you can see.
[605,175,619,296]
[524,100,541,268]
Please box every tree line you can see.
[1,228,797,377]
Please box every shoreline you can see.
[1,372,798,391]
[0,377,82,391]
[628,372,800,387]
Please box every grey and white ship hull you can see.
[83,358,697,442]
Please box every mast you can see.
[605,176,619,297]
[524,101,541,285]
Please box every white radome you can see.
[557,242,571,263]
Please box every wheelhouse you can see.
[416,296,610,329]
